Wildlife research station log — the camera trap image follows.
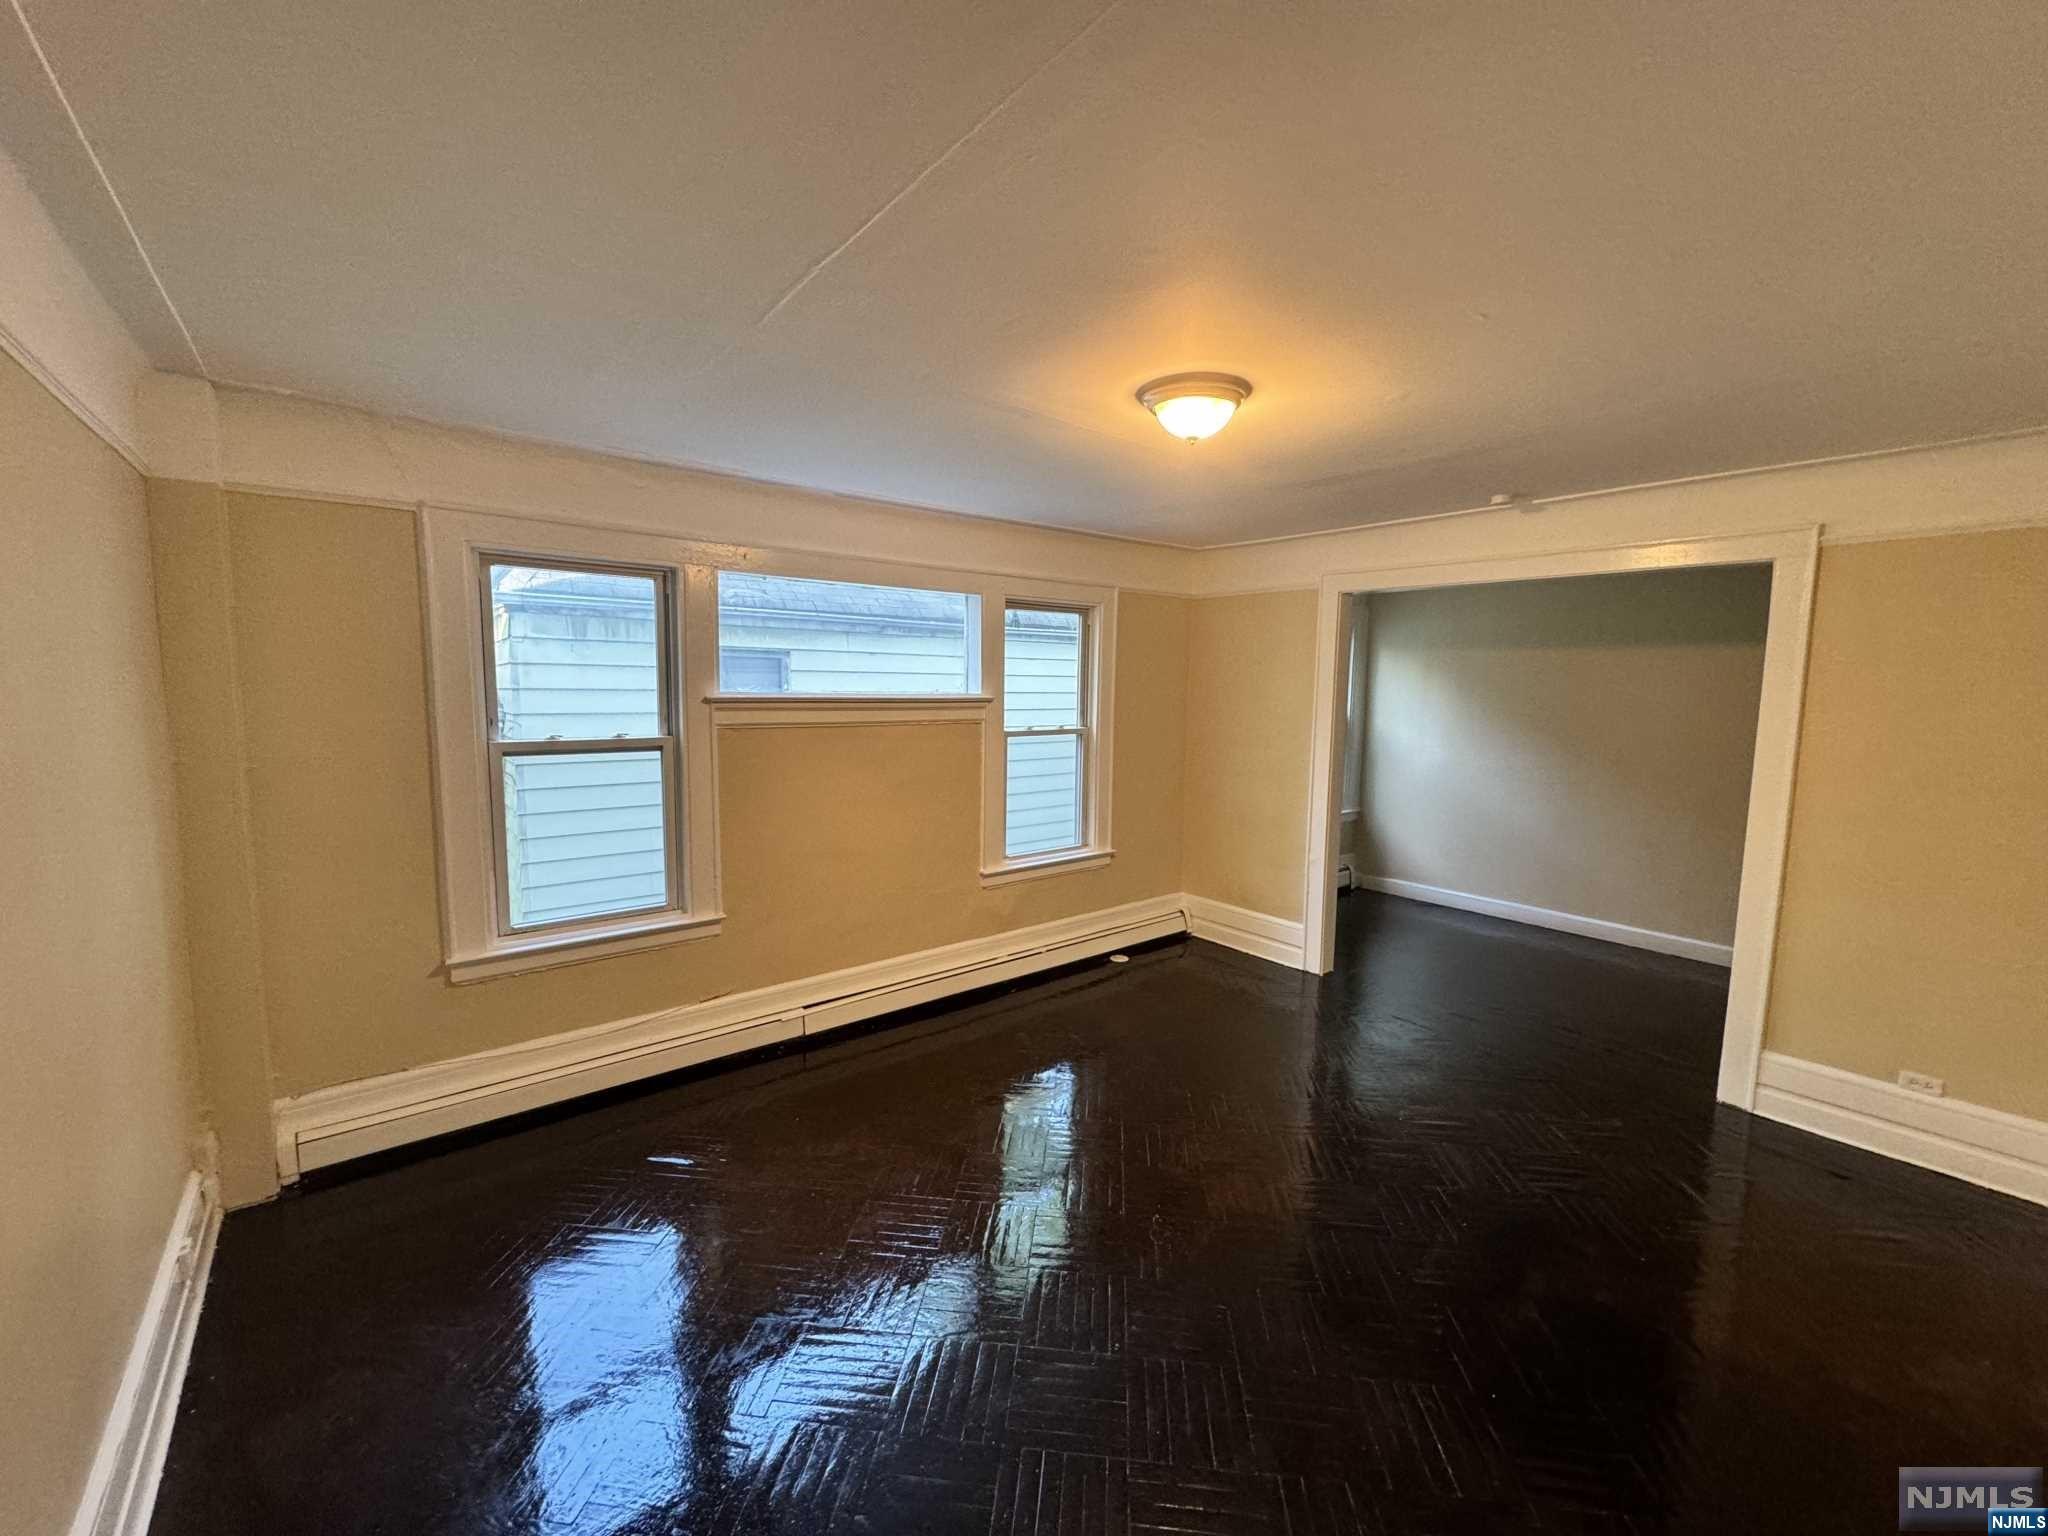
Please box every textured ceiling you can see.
[6,0,2046,544]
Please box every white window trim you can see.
[706,694,993,728]
[980,582,1117,885]
[424,511,1122,973]
[1340,594,1367,819]
[420,507,722,982]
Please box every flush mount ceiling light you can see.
[1136,372,1252,443]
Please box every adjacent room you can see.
[1340,565,1771,962]
[4,4,2044,1534]
[1328,564,1772,1074]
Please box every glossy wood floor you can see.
[153,893,2047,1535]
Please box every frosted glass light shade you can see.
[1136,372,1252,442]
[1153,394,1238,441]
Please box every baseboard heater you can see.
[275,899,1188,1180]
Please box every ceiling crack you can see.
[750,0,1128,330]
[9,0,208,374]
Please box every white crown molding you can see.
[273,893,1190,1178]
[207,384,1201,596]
[1356,876,1734,967]
[115,367,2044,601]
[0,143,152,472]
[1183,895,1308,971]
[67,1171,221,1536]
[1755,1052,2048,1209]
[5,96,2037,584]
[135,371,220,483]
[1190,427,2048,595]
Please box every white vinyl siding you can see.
[1004,733,1081,854]
[501,752,666,928]
[716,572,974,695]
[1002,607,1086,857]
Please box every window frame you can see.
[425,514,1121,978]
[480,553,681,940]
[980,582,1117,886]
[422,509,722,982]
[999,602,1092,861]
[1340,595,1366,821]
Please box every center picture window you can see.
[716,571,975,695]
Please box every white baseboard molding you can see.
[1356,876,1734,967]
[69,1171,221,1536]
[1754,1052,2048,1208]
[1184,895,1308,971]
[274,895,1190,1178]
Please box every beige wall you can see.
[0,354,199,1535]
[1182,587,1319,920]
[210,492,1186,1094]
[1766,530,2048,1119]
[1362,566,1771,943]
[147,480,280,1205]
[1182,530,2048,1121]
[200,492,2041,1129]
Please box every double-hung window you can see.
[483,559,678,933]
[1002,605,1089,856]
[981,588,1115,882]
[421,508,720,981]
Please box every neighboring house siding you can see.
[715,619,971,694]
[502,752,666,927]
[716,572,973,695]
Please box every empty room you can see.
[3,4,2044,1534]
[1335,564,1773,1055]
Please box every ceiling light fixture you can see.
[1136,372,1252,443]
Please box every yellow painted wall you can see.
[214,491,1187,1094]
[1765,529,2048,1118]
[0,354,199,1535]
[1182,587,1319,920]
[147,479,279,1205]
[1182,530,2048,1119]
[92,466,2048,1204]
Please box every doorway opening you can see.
[1300,530,1818,1108]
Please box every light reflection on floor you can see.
[153,900,2048,1535]
[524,1227,690,1533]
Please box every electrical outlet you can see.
[1896,1070,1945,1097]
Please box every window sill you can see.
[707,693,993,727]
[445,911,723,984]
[979,849,1114,887]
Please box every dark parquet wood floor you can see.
[152,893,2048,1535]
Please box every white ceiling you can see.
[6,0,2045,545]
